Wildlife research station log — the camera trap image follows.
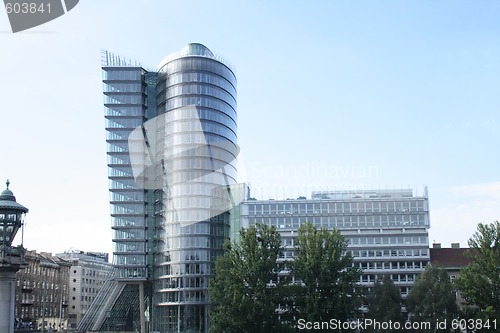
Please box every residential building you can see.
[14,250,71,331]
[430,243,470,308]
[56,251,113,329]
[80,43,238,333]
[239,188,431,298]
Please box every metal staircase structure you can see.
[77,268,122,331]
[77,266,149,332]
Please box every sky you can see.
[0,1,499,258]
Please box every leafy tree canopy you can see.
[455,221,500,323]
[291,222,362,328]
[208,224,289,333]
[365,275,403,332]
[407,265,458,332]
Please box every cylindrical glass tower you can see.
[153,43,237,333]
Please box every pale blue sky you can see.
[1,1,499,256]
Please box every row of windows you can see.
[159,142,238,165]
[160,170,237,190]
[103,69,142,81]
[80,295,96,303]
[360,274,417,283]
[76,285,101,294]
[107,143,131,153]
[161,118,237,143]
[106,127,136,141]
[79,268,110,279]
[160,96,236,122]
[153,176,238,200]
[115,267,147,279]
[111,216,146,227]
[348,236,428,245]
[104,82,143,93]
[113,229,146,240]
[105,105,144,117]
[114,255,146,266]
[159,222,227,237]
[105,117,144,130]
[154,305,206,331]
[16,306,64,319]
[159,130,237,153]
[17,279,61,290]
[158,57,236,87]
[357,261,427,270]
[108,166,135,179]
[107,154,131,166]
[156,263,215,277]
[157,290,208,304]
[110,190,145,202]
[157,236,225,250]
[16,293,58,303]
[156,276,207,290]
[248,200,426,214]
[157,82,237,110]
[248,215,428,229]
[277,248,429,259]
[351,248,429,257]
[161,71,236,97]
[159,208,230,226]
[104,92,143,105]
[111,203,145,215]
[108,178,141,190]
[114,242,146,253]
[155,250,218,264]
[280,236,427,247]
[161,106,237,131]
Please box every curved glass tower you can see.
[152,44,237,332]
[94,44,237,333]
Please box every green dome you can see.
[0,180,28,212]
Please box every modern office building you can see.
[80,43,239,333]
[239,188,431,299]
[430,243,470,309]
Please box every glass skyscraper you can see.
[87,43,238,333]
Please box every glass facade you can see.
[240,189,430,299]
[152,43,237,333]
[103,67,149,281]
[101,44,237,333]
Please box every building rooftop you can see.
[158,43,234,72]
[430,248,471,269]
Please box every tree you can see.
[455,221,500,325]
[291,222,362,330]
[365,275,403,332]
[406,266,459,332]
[208,224,290,333]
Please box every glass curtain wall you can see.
[152,43,238,333]
[103,67,149,281]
